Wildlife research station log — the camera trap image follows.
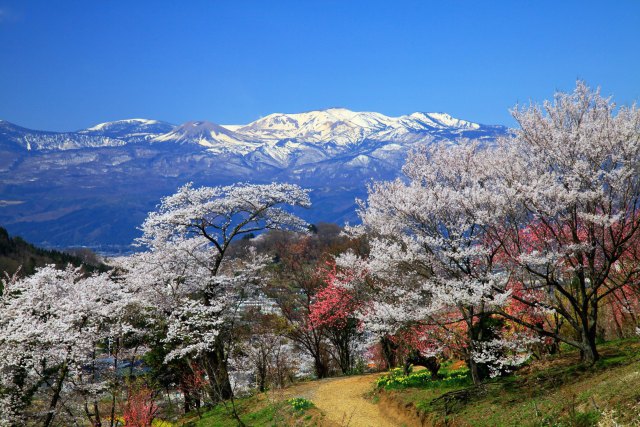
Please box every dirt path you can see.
[283,373,403,427]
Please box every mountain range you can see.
[0,109,508,253]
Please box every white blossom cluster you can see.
[0,181,310,423]
[339,81,640,374]
[0,266,127,425]
[342,141,512,369]
[119,182,308,364]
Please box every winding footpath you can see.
[284,373,402,427]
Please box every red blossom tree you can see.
[309,261,366,374]
[122,384,158,427]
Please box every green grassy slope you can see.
[172,396,325,427]
[379,340,640,426]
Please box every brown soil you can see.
[283,373,414,427]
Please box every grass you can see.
[166,339,640,426]
[170,393,323,427]
[375,363,472,390]
[380,339,640,426]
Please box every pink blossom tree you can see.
[309,261,365,374]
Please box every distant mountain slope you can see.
[78,118,175,143]
[0,120,127,151]
[0,109,509,253]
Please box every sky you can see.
[0,1,639,131]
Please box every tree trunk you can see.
[313,355,329,379]
[328,322,358,375]
[579,303,600,365]
[256,358,267,392]
[468,357,481,385]
[466,311,482,385]
[180,383,192,414]
[579,327,599,364]
[204,338,233,403]
[109,343,119,427]
[336,332,352,375]
[92,401,102,427]
[43,362,68,427]
[611,309,624,339]
[380,336,398,369]
[109,392,117,427]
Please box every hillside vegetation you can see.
[376,340,640,426]
[0,226,105,277]
[173,340,640,426]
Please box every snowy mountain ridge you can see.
[0,109,507,251]
[1,109,501,167]
[228,108,481,146]
[2,108,489,152]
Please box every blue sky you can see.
[0,1,638,131]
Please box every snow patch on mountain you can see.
[152,121,261,155]
[83,118,165,132]
[408,112,480,129]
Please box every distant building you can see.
[238,293,281,315]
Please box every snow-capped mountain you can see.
[234,108,482,146]
[0,120,127,151]
[0,109,508,252]
[151,121,261,154]
[79,118,175,143]
[3,108,500,155]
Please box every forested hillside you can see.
[0,226,105,277]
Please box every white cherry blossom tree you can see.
[131,182,310,401]
[346,141,515,384]
[489,81,640,363]
[0,266,125,426]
